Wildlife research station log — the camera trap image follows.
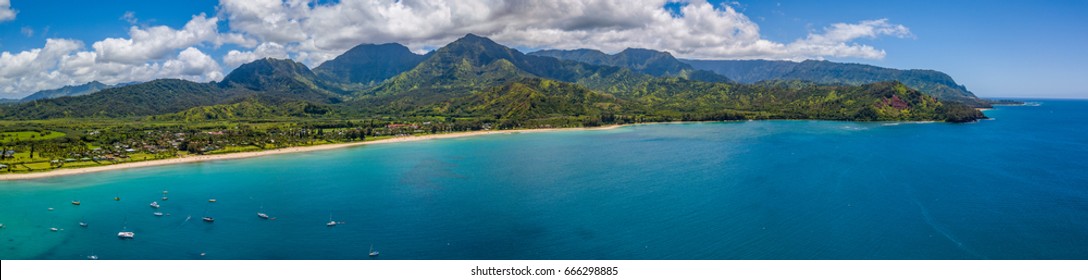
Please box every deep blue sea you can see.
[1,100,1086,260]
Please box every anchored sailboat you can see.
[369,244,380,257]
[257,205,270,220]
[326,214,338,227]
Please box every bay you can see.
[1,100,1086,260]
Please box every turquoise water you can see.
[1,100,1086,260]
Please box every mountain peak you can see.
[220,57,318,91]
[460,33,487,40]
[449,33,504,48]
[313,42,426,86]
[234,57,309,72]
[253,57,301,67]
[434,34,522,66]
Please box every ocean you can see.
[1,100,1086,260]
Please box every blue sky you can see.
[735,0,1088,98]
[0,0,1085,98]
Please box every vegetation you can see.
[678,59,989,107]
[530,48,728,82]
[1,130,66,144]
[0,34,990,174]
[20,81,115,102]
[313,43,429,90]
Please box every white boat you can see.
[149,201,160,209]
[87,255,99,260]
[79,221,88,227]
[153,212,164,217]
[202,217,215,223]
[326,214,338,227]
[0,224,5,229]
[117,231,135,239]
[208,199,217,203]
[257,212,270,219]
[162,196,169,201]
[369,245,380,257]
[50,227,59,232]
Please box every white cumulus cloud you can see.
[0,0,15,22]
[1,0,914,98]
[0,42,224,97]
[93,14,219,64]
[223,42,289,68]
[215,0,912,66]
[0,14,226,98]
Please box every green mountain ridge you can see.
[530,48,729,82]
[313,43,429,90]
[5,79,225,118]
[20,81,115,102]
[680,59,986,107]
[0,34,986,123]
[530,48,985,107]
[371,34,630,96]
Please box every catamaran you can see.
[150,201,160,209]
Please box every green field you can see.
[0,130,66,144]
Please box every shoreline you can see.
[0,125,622,181]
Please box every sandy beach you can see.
[0,125,621,181]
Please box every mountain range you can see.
[530,49,984,107]
[680,59,984,107]
[19,81,115,102]
[0,34,986,123]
